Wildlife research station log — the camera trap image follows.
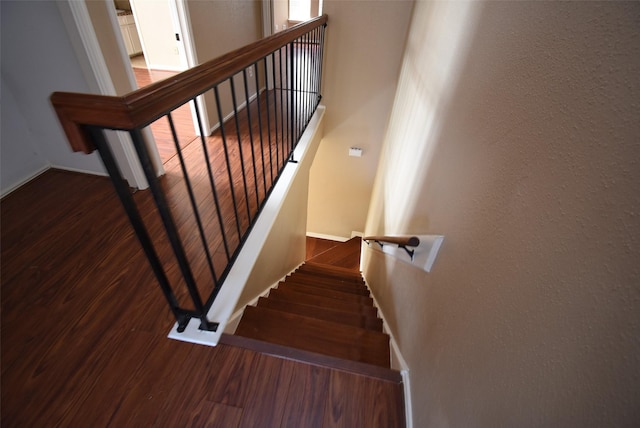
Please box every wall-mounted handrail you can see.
[51,14,328,154]
[364,235,420,259]
[364,236,420,247]
[50,15,328,335]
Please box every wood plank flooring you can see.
[0,170,405,427]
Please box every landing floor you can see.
[1,170,404,427]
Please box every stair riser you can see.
[296,266,365,281]
[285,277,370,296]
[278,283,373,305]
[268,289,378,317]
[257,298,383,331]
[291,271,366,287]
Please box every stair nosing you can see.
[220,333,401,383]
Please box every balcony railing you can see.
[50,15,328,333]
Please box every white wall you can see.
[0,0,105,195]
[131,0,182,71]
[0,77,49,195]
[363,1,640,426]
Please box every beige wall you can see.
[131,0,182,70]
[187,0,262,132]
[233,110,325,311]
[86,0,135,96]
[307,0,414,239]
[363,1,640,426]
[273,0,288,31]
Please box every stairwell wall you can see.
[362,1,640,427]
[306,0,414,239]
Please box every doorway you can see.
[114,0,199,164]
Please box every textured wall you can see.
[306,0,414,238]
[363,1,640,426]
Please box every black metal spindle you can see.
[87,126,192,332]
[242,69,260,207]
[192,99,231,261]
[271,53,280,180]
[253,62,268,196]
[214,84,243,240]
[129,127,216,332]
[279,46,286,170]
[289,41,295,159]
[264,57,275,185]
[167,113,218,290]
[229,77,253,224]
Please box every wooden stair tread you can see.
[235,306,390,367]
[306,237,362,270]
[268,288,378,316]
[256,298,383,331]
[278,282,373,305]
[220,333,401,382]
[302,261,365,278]
[283,277,370,296]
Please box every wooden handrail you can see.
[50,14,328,154]
[364,236,420,247]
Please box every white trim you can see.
[0,165,51,198]
[173,0,209,135]
[50,164,109,177]
[262,0,274,38]
[65,0,151,189]
[167,105,325,346]
[350,230,364,238]
[306,232,349,242]
[362,266,413,428]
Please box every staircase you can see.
[234,237,391,368]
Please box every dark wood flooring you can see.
[1,172,405,426]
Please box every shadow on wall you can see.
[366,1,480,235]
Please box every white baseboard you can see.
[147,64,184,73]
[306,232,349,242]
[51,164,109,177]
[362,273,413,428]
[0,164,51,198]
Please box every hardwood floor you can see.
[0,170,405,426]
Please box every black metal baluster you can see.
[253,62,268,197]
[129,127,216,332]
[214,84,243,240]
[264,56,275,186]
[279,46,287,170]
[242,68,260,208]
[86,126,192,332]
[289,41,295,160]
[230,77,253,224]
[192,99,231,261]
[167,113,218,291]
[272,52,281,180]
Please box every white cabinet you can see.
[117,13,142,57]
